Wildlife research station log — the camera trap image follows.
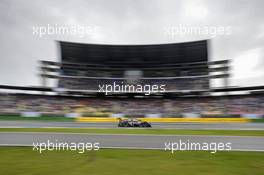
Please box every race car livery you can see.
[118,118,152,127]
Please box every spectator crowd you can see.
[0,93,263,117]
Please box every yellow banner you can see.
[76,117,250,123]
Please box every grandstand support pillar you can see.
[40,76,47,95]
[223,61,230,95]
[224,76,228,88]
[223,76,229,97]
[42,76,47,87]
[223,76,229,115]
[41,68,47,87]
[41,68,47,95]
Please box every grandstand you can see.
[0,40,263,119]
[39,40,229,95]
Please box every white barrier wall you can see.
[242,114,263,119]
[111,113,125,118]
[182,113,201,118]
[145,114,162,118]
[21,112,41,117]
[65,113,80,118]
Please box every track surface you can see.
[0,132,263,151]
[0,121,264,130]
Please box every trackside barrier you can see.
[76,117,250,123]
[242,114,263,119]
[65,113,80,118]
[21,112,41,117]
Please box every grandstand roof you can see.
[59,40,208,67]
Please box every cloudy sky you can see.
[0,0,263,88]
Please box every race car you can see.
[118,118,152,127]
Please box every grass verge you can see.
[251,118,264,123]
[0,147,263,175]
[0,128,264,136]
[0,115,74,122]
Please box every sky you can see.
[0,0,263,88]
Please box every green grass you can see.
[251,118,264,123]
[0,147,263,175]
[0,115,74,122]
[0,128,264,136]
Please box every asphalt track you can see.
[0,132,263,151]
[0,121,263,151]
[0,121,264,130]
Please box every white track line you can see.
[0,131,263,138]
[0,144,263,152]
